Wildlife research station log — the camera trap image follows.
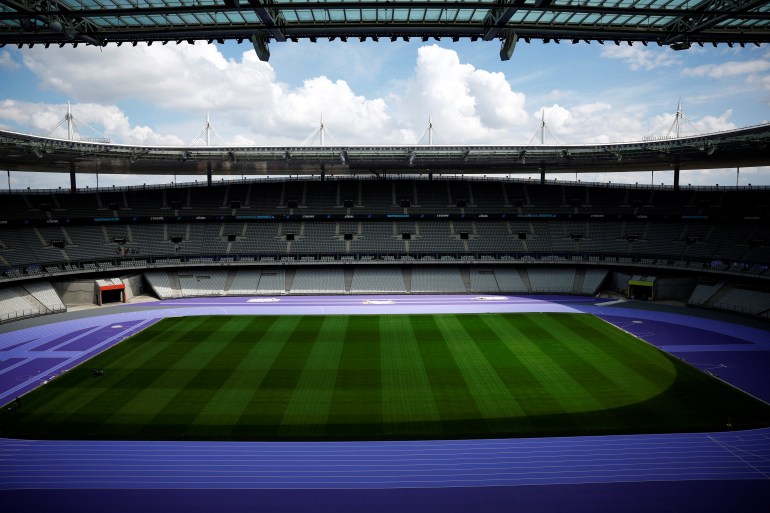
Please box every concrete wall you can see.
[608,271,632,296]
[53,279,97,306]
[654,276,698,301]
[119,273,145,300]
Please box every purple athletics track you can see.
[1,294,769,512]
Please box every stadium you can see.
[2,1,770,512]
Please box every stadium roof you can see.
[2,124,769,180]
[1,0,769,60]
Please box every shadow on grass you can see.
[2,350,770,442]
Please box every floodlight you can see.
[49,20,63,33]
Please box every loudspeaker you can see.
[343,233,353,241]
[343,199,354,208]
[251,33,270,62]
[456,198,467,207]
[402,233,411,240]
[500,32,518,61]
[460,232,469,240]
[286,233,295,241]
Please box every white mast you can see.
[66,101,74,141]
[416,115,436,145]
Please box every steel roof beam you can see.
[483,0,526,41]
[2,3,769,21]
[247,0,287,41]
[664,0,769,45]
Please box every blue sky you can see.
[1,39,768,188]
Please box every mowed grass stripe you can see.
[537,315,672,403]
[186,316,281,436]
[530,315,678,431]
[380,315,442,436]
[411,315,484,431]
[546,315,684,429]
[18,316,209,435]
[147,317,278,438]
[432,315,526,433]
[232,315,321,437]
[279,316,348,435]
[486,314,621,433]
[460,314,568,434]
[103,316,251,436]
[328,315,382,436]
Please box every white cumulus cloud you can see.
[393,45,529,144]
[0,99,183,145]
[0,50,19,70]
[600,43,680,71]
[683,59,770,79]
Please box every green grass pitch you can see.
[2,313,770,441]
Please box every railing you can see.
[2,252,768,284]
[1,174,767,196]
[0,305,66,324]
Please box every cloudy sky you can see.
[1,38,769,188]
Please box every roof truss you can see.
[1,0,768,58]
